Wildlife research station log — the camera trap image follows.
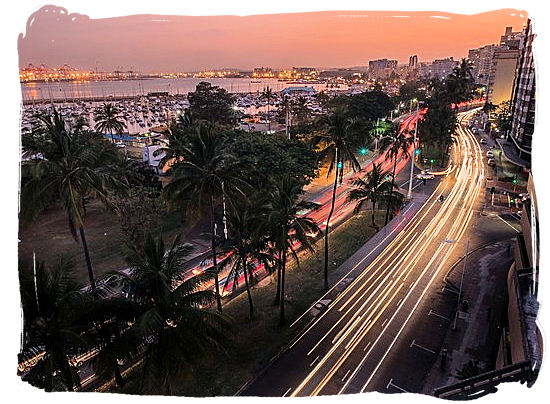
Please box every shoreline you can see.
[20,77,351,105]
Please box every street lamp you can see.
[443,239,470,331]
[409,98,418,114]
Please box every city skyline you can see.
[18,6,527,73]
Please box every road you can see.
[189,113,422,295]
[240,108,485,396]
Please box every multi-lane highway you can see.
[241,108,485,396]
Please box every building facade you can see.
[418,57,457,80]
[368,58,398,79]
[500,26,524,50]
[487,48,519,106]
[508,19,536,160]
[468,45,496,86]
[408,55,418,69]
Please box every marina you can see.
[20,79,351,136]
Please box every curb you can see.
[443,238,515,282]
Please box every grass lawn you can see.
[18,200,196,285]
[419,143,449,168]
[110,210,386,396]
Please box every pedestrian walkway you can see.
[421,241,514,394]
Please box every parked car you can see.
[480,138,487,144]
[487,158,496,166]
[486,150,494,158]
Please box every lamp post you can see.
[221,181,228,240]
[407,100,419,200]
[444,239,470,330]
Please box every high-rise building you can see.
[500,26,524,50]
[418,57,458,80]
[468,44,496,86]
[487,48,519,106]
[408,55,418,69]
[508,19,536,161]
[368,58,398,70]
[368,58,398,79]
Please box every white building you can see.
[418,57,458,81]
[281,86,316,96]
[142,144,166,174]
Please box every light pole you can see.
[221,181,228,240]
[444,239,470,330]
[407,100,419,200]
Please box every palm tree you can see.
[20,111,126,294]
[84,297,141,388]
[163,124,243,312]
[155,110,196,171]
[315,90,330,108]
[380,128,413,226]
[267,175,320,326]
[346,163,391,231]
[314,107,362,290]
[369,119,392,152]
[104,233,228,394]
[94,103,127,144]
[279,95,292,139]
[292,96,311,126]
[447,58,475,103]
[18,256,90,391]
[260,86,274,132]
[222,195,272,320]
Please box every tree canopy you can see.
[225,131,319,189]
[187,82,237,125]
[328,90,395,122]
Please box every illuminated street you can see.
[15,7,540,397]
[241,109,489,396]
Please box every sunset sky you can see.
[17,5,528,72]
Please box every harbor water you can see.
[20,77,347,102]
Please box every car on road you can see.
[487,158,496,166]
[486,150,494,158]
[480,138,487,144]
[416,170,435,180]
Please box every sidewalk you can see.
[421,240,514,394]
